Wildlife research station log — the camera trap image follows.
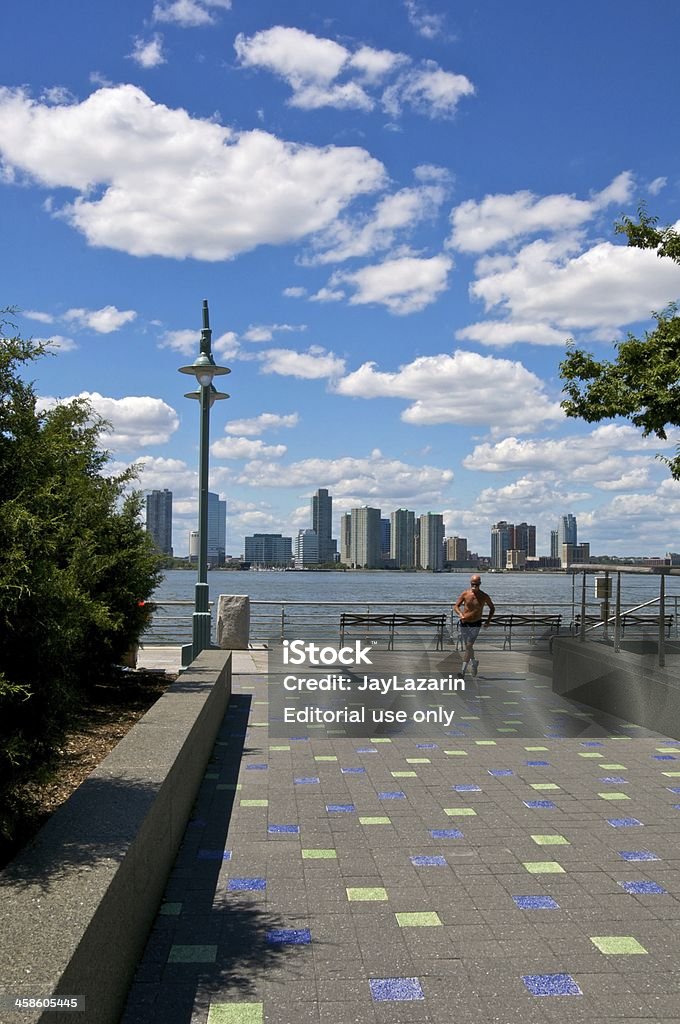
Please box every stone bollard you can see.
[217,594,250,649]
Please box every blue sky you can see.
[2,0,680,558]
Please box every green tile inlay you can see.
[370,738,392,743]
[159,902,182,915]
[269,745,290,751]
[395,911,442,927]
[525,746,548,751]
[205,773,220,779]
[578,752,603,758]
[590,936,648,955]
[444,807,476,816]
[475,740,496,746]
[359,816,391,825]
[444,750,468,756]
[531,783,560,790]
[346,887,388,901]
[598,792,630,800]
[599,764,627,770]
[523,861,565,874]
[406,758,430,764]
[207,1003,263,1024]
[302,849,337,859]
[168,944,217,963]
[531,834,569,845]
[657,747,679,752]
[241,799,268,807]
[662,771,680,777]
[460,715,480,720]
[315,755,338,761]
[392,771,417,777]
[496,728,517,733]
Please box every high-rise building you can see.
[349,506,381,568]
[244,533,292,567]
[490,521,512,569]
[380,518,391,561]
[419,513,445,571]
[146,489,173,556]
[512,522,536,557]
[207,492,227,566]
[561,541,589,567]
[445,536,468,564]
[550,529,559,559]
[311,488,337,563]
[558,514,577,549]
[390,509,416,568]
[340,513,352,564]
[295,529,319,567]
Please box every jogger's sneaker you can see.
[470,659,479,677]
[460,664,468,678]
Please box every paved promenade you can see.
[123,647,680,1024]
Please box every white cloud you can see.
[336,349,563,434]
[37,392,179,450]
[648,176,667,196]
[64,304,137,333]
[283,286,307,298]
[235,26,472,120]
[211,436,287,459]
[224,412,299,436]
[310,182,448,264]
[235,448,454,506]
[153,0,231,28]
[404,0,446,39]
[331,253,452,314]
[37,334,77,353]
[243,323,306,342]
[449,172,634,254]
[135,455,196,495]
[24,309,55,324]
[158,328,198,355]
[259,346,346,379]
[383,62,475,119]
[129,35,166,69]
[0,85,386,260]
[310,286,345,303]
[213,331,239,358]
[455,320,571,348]
[471,236,680,331]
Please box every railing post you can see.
[614,571,621,652]
[281,604,285,641]
[602,570,610,641]
[579,571,587,641]
[659,574,666,669]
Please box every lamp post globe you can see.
[179,300,229,664]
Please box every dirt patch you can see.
[0,670,174,869]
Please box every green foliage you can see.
[0,314,162,840]
[560,210,680,478]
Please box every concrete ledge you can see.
[552,637,680,738]
[0,649,232,1024]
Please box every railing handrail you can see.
[583,595,661,633]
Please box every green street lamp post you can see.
[179,300,230,663]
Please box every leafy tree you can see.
[560,209,680,479]
[0,315,162,839]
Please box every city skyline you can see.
[3,1,680,557]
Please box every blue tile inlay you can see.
[618,850,659,861]
[294,777,320,785]
[513,895,560,910]
[430,829,464,839]
[355,748,377,753]
[667,787,680,793]
[488,769,514,776]
[228,878,266,891]
[198,849,232,860]
[653,754,677,760]
[378,792,406,799]
[411,855,447,867]
[266,928,311,945]
[619,880,666,894]
[454,784,481,792]
[599,777,629,784]
[369,978,425,1002]
[524,761,550,767]
[522,973,582,997]
[268,824,300,833]
[581,741,604,747]
[416,744,438,749]
[341,767,366,774]
[608,817,643,828]
[524,800,557,809]
[326,804,355,813]
[246,764,268,770]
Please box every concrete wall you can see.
[552,637,680,738]
[0,649,232,1024]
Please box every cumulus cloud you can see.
[335,349,563,434]
[404,0,446,39]
[455,320,571,348]
[449,172,634,254]
[211,436,287,459]
[331,253,452,314]
[36,334,77,353]
[153,0,231,28]
[23,309,55,324]
[283,286,307,298]
[259,346,346,379]
[134,455,196,495]
[234,26,472,120]
[0,85,385,260]
[470,236,680,331]
[242,323,306,342]
[129,35,166,69]
[235,448,454,507]
[63,304,137,333]
[37,392,180,450]
[224,412,299,436]
[158,326,239,358]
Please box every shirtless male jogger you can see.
[453,574,495,677]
